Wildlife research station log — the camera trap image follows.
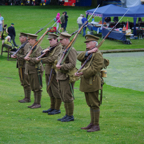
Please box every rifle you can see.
[11,40,28,57]
[36,42,59,59]
[57,5,100,66]
[36,29,79,60]
[24,17,61,60]
[47,68,54,90]
[12,19,56,57]
[76,9,129,74]
[24,28,52,60]
[35,18,54,34]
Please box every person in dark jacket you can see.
[64,11,68,32]
[8,23,18,47]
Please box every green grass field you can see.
[0,6,144,144]
[0,5,144,51]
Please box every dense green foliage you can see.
[0,6,144,144]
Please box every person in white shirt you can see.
[77,14,83,34]
[0,13,4,38]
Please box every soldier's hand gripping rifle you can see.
[56,5,100,66]
[76,9,129,74]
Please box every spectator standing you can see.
[104,17,111,23]
[56,13,61,33]
[81,15,88,37]
[113,17,119,23]
[92,16,95,22]
[8,23,18,47]
[64,11,68,32]
[59,12,65,32]
[0,13,4,39]
[77,14,83,34]
[138,17,142,23]
[1,24,8,44]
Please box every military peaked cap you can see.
[27,33,38,39]
[47,33,59,40]
[58,32,71,40]
[19,32,28,37]
[84,34,100,43]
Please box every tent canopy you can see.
[86,4,144,18]
[126,4,144,17]
[86,4,144,35]
[86,4,128,18]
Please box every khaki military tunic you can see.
[77,50,104,109]
[56,46,77,103]
[16,43,30,89]
[40,42,62,98]
[25,45,44,92]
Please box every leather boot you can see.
[81,123,93,130]
[42,96,55,113]
[42,108,54,113]
[57,103,68,122]
[87,109,100,132]
[48,109,61,115]
[31,91,41,109]
[81,108,94,130]
[61,102,74,122]
[18,87,31,103]
[28,91,36,108]
[87,125,100,132]
[57,115,68,121]
[48,98,62,115]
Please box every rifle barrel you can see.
[25,27,52,59]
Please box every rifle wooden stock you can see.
[57,21,88,65]
[24,27,52,59]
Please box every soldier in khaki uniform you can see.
[36,33,62,115]
[75,34,104,132]
[56,32,77,122]
[11,32,31,103]
[24,34,44,109]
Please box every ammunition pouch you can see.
[67,67,80,83]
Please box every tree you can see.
[92,0,97,7]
